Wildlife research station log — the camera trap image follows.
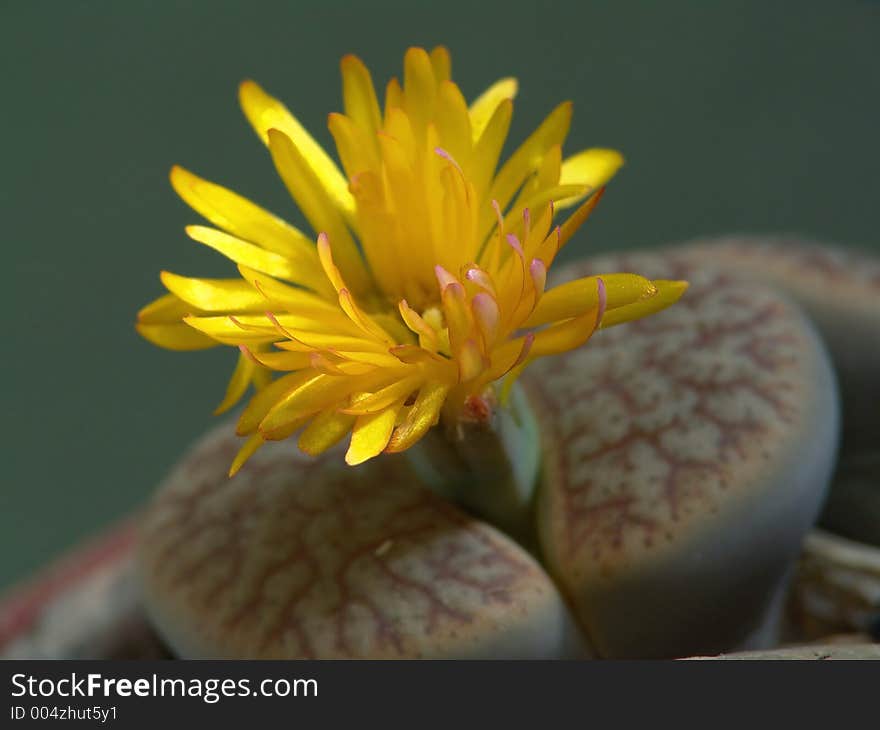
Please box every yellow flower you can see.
[136,46,687,473]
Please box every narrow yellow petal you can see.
[555,149,624,209]
[228,433,264,477]
[238,80,355,220]
[599,280,689,329]
[338,288,394,344]
[214,351,256,415]
[160,271,266,312]
[137,292,192,324]
[274,332,389,354]
[328,112,378,179]
[185,225,312,286]
[469,77,518,142]
[260,371,390,438]
[399,299,439,350]
[385,382,449,453]
[238,371,315,435]
[441,280,474,358]
[384,77,404,119]
[402,47,437,139]
[389,344,449,366]
[525,273,656,327]
[135,322,218,351]
[346,402,404,465]
[429,46,451,83]
[340,54,382,157]
[471,98,513,198]
[434,81,472,168]
[315,232,347,292]
[237,265,338,312]
[342,376,423,415]
[556,187,606,253]
[529,280,606,361]
[241,346,312,371]
[501,184,588,232]
[267,129,369,293]
[183,315,278,345]
[298,410,356,456]
[169,165,321,264]
[484,102,572,238]
[530,305,601,359]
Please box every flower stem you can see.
[404,383,541,543]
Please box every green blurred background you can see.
[2,0,878,589]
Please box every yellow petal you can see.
[183,315,278,346]
[214,351,256,415]
[260,371,390,438]
[228,433,264,477]
[338,288,394,344]
[502,184,588,232]
[342,376,423,415]
[185,225,311,285]
[237,370,315,435]
[458,339,487,382]
[241,346,312,371]
[384,77,404,119]
[328,112,378,179]
[315,232,347,293]
[528,279,606,361]
[469,77,518,142]
[525,273,657,327]
[530,304,601,359]
[402,47,437,139]
[137,292,192,324]
[434,81,472,169]
[555,149,624,209]
[298,410,356,456]
[160,271,266,312]
[389,344,449,366]
[385,382,449,453]
[471,98,513,198]
[274,332,389,354]
[340,54,382,154]
[169,165,321,267]
[599,280,689,329]
[556,187,605,254]
[267,129,369,293]
[399,299,439,350]
[135,322,218,351]
[346,402,404,465]
[429,46,451,84]
[484,102,572,238]
[238,80,355,220]
[237,265,339,313]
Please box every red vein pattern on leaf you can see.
[140,424,541,659]
[527,253,811,565]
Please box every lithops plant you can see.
[138,422,587,659]
[134,47,844,659]
[528,252,839,658]
[677,237,880,545]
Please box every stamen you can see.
[434,146,463,174]
[595,277,607,324]
[434,265,458,290]
[505,233,524,257]
[529,258,547,297]
[465,266,496,295]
